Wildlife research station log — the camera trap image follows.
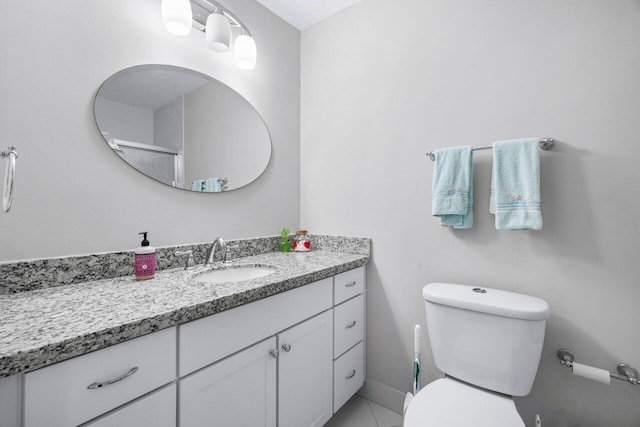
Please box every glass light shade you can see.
[234,34,257,70]
[206,13,231,53]
[161,0,193,36]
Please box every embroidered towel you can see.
[432,146,474,228]
[490,138,542,230]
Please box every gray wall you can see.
[0,0,300,261]
[301,0,640,425]
[184,80,271,189]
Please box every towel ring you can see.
[1,146,18,213]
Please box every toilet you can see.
[404,282,550,426]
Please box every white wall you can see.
[184,80,271,189]
[95,98,155,145]
[0,0,300,261]
[301,0,640,425]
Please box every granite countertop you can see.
[0,250,368,378]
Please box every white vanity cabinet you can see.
[0,374,19,427]
[332,267,366,412]
[180,309,334,427]
[23,326,176,427]
[9,264,366,427]
[85,384,176,427]
[277,309,334,427]
[180,337,278,427]
[178,278,335,427]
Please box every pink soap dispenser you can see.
[135,232,156,280]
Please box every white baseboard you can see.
[357,378,406,415]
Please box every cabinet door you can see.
[278,310,333,427]
[179,337,277,427]
[0,374,19,427]
[85,384,175,427]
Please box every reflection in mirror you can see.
[94,64,271,192]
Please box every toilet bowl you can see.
[404,377,524,426]
[404,282,550,426]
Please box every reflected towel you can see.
[490,138,542,230]
[192,180,205,192]
[432,146,474,228]
[205,178,222,192]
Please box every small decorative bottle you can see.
[279,227,291,252]
[293,229,311,252]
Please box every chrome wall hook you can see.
[1,146,18,213]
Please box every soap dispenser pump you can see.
[135,232,156,280]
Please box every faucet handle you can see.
[175,250,195,270]
[224,245,240,263]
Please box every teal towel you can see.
[191,180,205,191]
[205,178,222,192]
[490,138,542,230]
[432,146,474,228]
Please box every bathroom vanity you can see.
[0,238,368,427]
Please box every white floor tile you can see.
[325,395,379,427]
[324,395,404,427]
[368,400,403,427]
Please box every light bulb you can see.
[234,34,257,70]
[161,0,193,36]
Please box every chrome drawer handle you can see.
[281,343,292,352]
[345,370,356,380]
[345,281,357,288]
[270,349,280,359]
[345,320,357,329]
[87,366,139,390]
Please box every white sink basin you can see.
[194,266,276,284]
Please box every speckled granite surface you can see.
[0,235,370,295]
[0,242,370,378]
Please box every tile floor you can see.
[325,394,404,427]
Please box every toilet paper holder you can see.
[557,349,639,385]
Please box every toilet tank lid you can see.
[423,283,550,321]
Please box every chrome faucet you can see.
[205,237,227,265]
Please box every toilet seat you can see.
[404,378,525,427]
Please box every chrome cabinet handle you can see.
[345,281,357,288]
[281,343,291,352]
[345,320,357,329]
[269,349,280,359]
[87,366,139,390]
[345,369,356,380]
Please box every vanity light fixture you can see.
[205,8,231,52]
[162,0,257,70]
[161,0,193,36]
[234,30,257,70]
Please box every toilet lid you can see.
[404,378,525,427]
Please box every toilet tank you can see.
[423,283,550,397]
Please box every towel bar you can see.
[1,146,18,213]
[425,138,554,161]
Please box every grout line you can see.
[366,398,382,427]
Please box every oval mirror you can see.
[94,64,271,192]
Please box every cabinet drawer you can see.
[333,341,364,413]
[24,327,176,427]
[179,278,332,376]
[333,294,364,358]
[86,384,176,427]
[334,266,365,304]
